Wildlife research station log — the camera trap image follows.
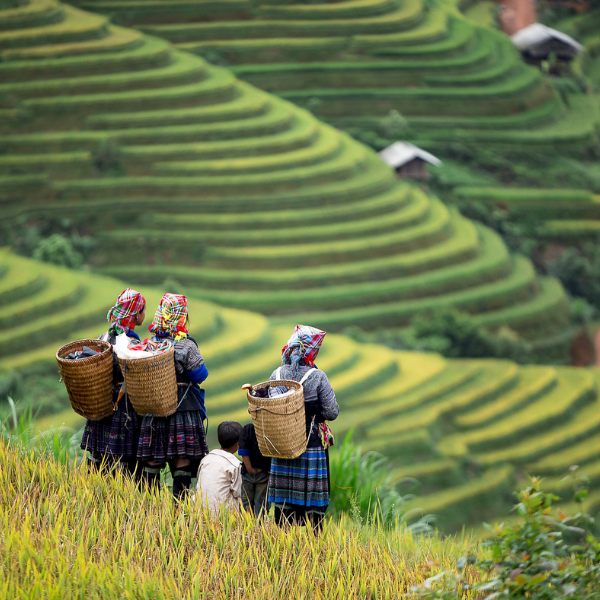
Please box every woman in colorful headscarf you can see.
[267,324,339,531]
[80,288,146,475]
[137,293,209,499]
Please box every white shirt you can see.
[196,449,242,513]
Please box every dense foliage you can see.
[413,475,600,599]
[547,246,600,315]
[33,234,83,269]
[328,432,431,530]
[348,308,529,362]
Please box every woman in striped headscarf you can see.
[137,293,210,499]
[80,288,146,476]
[267,325,339,531]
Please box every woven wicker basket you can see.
[247,379,307,460]
[56,339,114,421]
[118,345,177,417]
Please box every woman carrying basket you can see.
[267,325,339,531]
[80,288,146,477]
[137,293,209,500]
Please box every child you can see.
[197,421,243,513]
[238,423,271,518]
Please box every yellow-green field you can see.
[0,438,478,599]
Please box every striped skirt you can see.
[80,397,139,458]
[137,410,209,463]
[268,447,329,510]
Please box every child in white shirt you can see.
[197,421,243,513]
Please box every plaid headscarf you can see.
[281,324,326,378]
[149,293,189,341]
[107,288,145,337]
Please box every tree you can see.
[33,234,82,269]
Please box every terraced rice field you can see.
[70,0,599,154]
[63,0,600,245]
[452,184,600,239]
[0,0,574,348]
[1,248,598,532]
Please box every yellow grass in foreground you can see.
[0,440,477,599]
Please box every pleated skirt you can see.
[80,397,139,458]
[137,410,208,463]
[268,447,329,511]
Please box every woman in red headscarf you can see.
[80,288,146,476]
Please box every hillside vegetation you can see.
[0,438,476,598]
[0,1,575,351]
[72,0,598,154]
[2,249,600,531]
[76,0,600,248]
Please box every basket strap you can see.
[275,367,282,380]
[176,383,193,411]
[299,368,316,385]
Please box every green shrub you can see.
[32,235,82,269]
[351,307,529,361]
[412,475,600,599]
[92,139,121,174]
[328,432,431,530]
[547,246,600,311]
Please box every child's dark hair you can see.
[217,421,242,449]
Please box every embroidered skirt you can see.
[268,447,329,512]
[80,397,140,458]
[137,410,209,463]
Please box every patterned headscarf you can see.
[281,324,326,378]
[107,288,145,337]
[149,293,189,341]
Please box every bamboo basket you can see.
[56,339,114,421]
[247,379,306,459]
[118,344,177,417]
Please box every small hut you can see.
[378,142,441,179]
[511,23,582,67]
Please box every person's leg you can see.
[242,473,255,515]
[254,472,270,519]
[142,461,165,490]
[170,458,192,501]
[274,505,288,527]
[308,510,325,534]
[127,459,143,484]
[86,451,102,473]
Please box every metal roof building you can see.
[511,23,583,60]
[379,142,442,179]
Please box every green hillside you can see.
[0,0,574,350]
[68,0,600,245]
[70,0,598,151]
[2,248,600,532]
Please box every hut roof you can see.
[379,142,442,169]
[511,23,582,54]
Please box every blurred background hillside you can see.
[2,0,600,533]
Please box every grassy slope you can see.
[1,249,599,532]
[0,438,475,599]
